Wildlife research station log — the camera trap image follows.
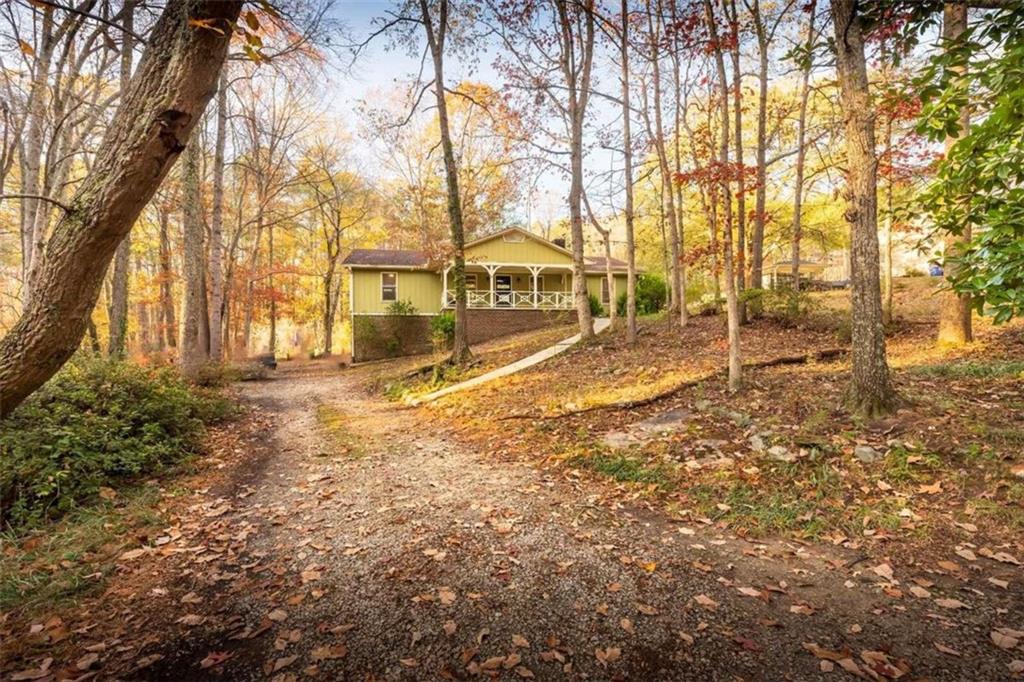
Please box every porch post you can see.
[442,265,450,308]
[529,266,542,308]
[484,264,498,308]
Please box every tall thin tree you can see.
[830,0,897,416]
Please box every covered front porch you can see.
[442,263,575,310]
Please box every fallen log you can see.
[500,348,847,421]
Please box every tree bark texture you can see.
[936,3,973,345]
[180,134,209,378]
[831,0,897,417]
[0,0,241,416]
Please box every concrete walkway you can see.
[408,317,611,405]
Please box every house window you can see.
[601,277,611,305]
[465,273,478,290]
[502,231,525,243]
[381,272,397,302]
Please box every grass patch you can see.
[569,452,672,488]
[0,483,168,614]
[882,446,941,484]
[971,492,1024,530]
[315,404,365,457]
[684,459,846,538]
[908,359,1024,380]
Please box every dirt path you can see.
[6,361,1021,681]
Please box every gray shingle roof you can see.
[342,249,430,268]
[584,255,629,270]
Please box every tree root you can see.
[500,348,847,421]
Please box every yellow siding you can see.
[465,234,573,265]
[586,274,627,309]
[350,269,442,314]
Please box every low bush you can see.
[0,358,232,531]
[588,293,604,317]
[616,274,668,316]
[749,286,819,325]
[386,299,418,315]
[431,311,456,349]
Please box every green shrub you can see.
[431,311,456,349]
[588,293,604,317]
[386,299,418,315]
[616,274,668,316]
[755,286,818,324]
[0,358,231,531]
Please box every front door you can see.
[495,275,512,307]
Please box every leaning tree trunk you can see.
[936,2,973,346]
[831,0,897,417]
[0,0,241,416]
[107,0,136,358]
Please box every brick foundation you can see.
[351,315,434,363]
[464,308,574,344]
[351,309,575,363]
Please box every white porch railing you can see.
[444,290,573,310]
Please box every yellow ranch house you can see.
[342,227,628,361]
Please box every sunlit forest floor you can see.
[2,276,1022,680]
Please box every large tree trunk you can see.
[705,0,742,391]
[209,71,228,361]
[831,0,897,417]
[791,0,815,294]
[180,135,209,378]
[0,0,240,416]
[936,3,973,346]
[620,0,637,344]
[107,2,136,358]
[420,0,473,363]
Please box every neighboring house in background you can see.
[342,227,628,362]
